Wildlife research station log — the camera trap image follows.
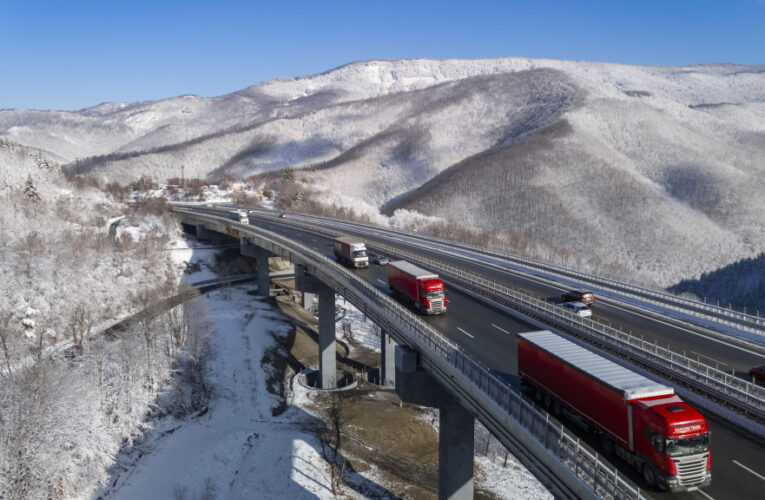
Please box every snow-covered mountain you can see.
[2,57,765,288]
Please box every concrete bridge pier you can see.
[295,264,337,389]
[240,238,273,297]
[395,345,474,500]
[196,224,223,243]
[380,331,396,387]
[302,291,317,314]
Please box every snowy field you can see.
[98,239,550,499]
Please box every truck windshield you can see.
[352,250,367,258]
[422,291,444,300]
[664,434,709,457]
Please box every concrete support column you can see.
[439,402,475,500]
[240,237,272,297]
[295,264,337,389]
[380,331,396,387]
[255,247,271,297]
[240,237,257,258]
[302,291,317,314]
[318,286,337,389]
[196,224,220,242]
[395,345,474,500]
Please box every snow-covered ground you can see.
[104,284,339,499]
[99,238,550,499]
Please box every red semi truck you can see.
[517,330,711,492]
[387,260,446,314]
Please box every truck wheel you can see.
[543,393,552,409]
[642,464,657,489]
[600,435,614,456]
[552,401,562,417]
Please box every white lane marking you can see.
[610,304,760,357]
[376,279,386,285]
[691,350,728,367]
[697,489,715,500]
[458,327,474,339]
[733,460,765,482]
[492,323,510,335]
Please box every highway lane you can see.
[256,210,765,376]
[267,220,530,379]
[238,214,765,499]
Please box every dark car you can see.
[749,365,765,383]
[279,213,287,219]
[562,290,595,305]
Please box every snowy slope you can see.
[2,57,764,287]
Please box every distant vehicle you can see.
[373,254,390,265]
[749,365,765,383]
[557,301,592,317]
[279,213,287,218]
[562,290,595,305]
[333,237,369,268]
[236,210,249,224]
[518,330,711,492]
[387,260,446,315]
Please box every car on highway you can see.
[749,365,765,383]
[562,290,595,305]
[556,301,592,317]
[279,213,287,218]
[373,254,390,265]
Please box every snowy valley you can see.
[2,56,765,499]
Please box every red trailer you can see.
[386,260,446,314]
[517,330,711,492]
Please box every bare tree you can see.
[318,392,354,494]
[0,310,13,375]
[68,303,94,355]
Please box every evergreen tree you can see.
[23,175,40,202]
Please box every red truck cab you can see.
[632,397,710,490]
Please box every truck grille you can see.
[429,301,445,314]
[674,453,708,486]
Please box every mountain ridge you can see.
[1,56,764,288]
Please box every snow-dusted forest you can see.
[0,141,194,498]
[2,57,763,297]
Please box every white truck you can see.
[333,237,369,268]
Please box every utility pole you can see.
[181,164,185,190]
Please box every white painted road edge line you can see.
[376,279,386,285]
[458,327,475,339]
[697,489,714,500]
[691,350,729,367]
[492,323,510,335]
[733,460,765,482]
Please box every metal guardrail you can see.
[175,207,644,500]
[362,234,765,421]
[246,209,765,421]
[250,208,765,334]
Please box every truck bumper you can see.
[665,472,711,492]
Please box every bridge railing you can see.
[364,235,765,420]
[246,207,765,333]
[176,207,644,500]
[242,210,765,420]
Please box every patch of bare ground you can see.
[267,287,501,499]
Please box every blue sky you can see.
[2,0,763,110]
